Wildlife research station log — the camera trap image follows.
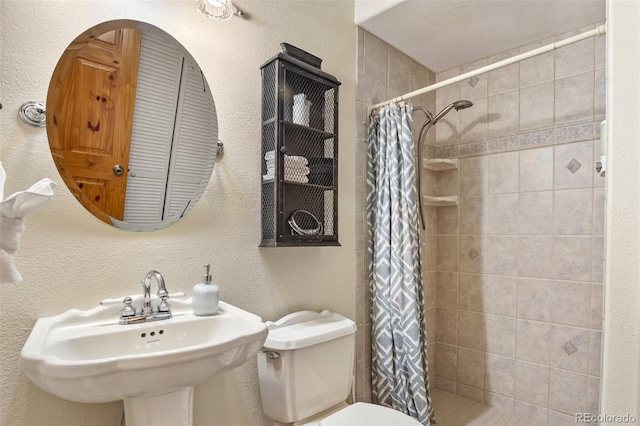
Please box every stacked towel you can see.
[263,151,310,183]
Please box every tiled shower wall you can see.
[355,28,437,403]
[430,23,606,423]
[356,23,605,423]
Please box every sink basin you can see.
[20,297,267,425]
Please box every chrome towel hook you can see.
[18,101,46,128]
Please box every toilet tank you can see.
[257,310,357,424]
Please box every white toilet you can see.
[257,310,422,426]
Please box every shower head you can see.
[432,100,473,123]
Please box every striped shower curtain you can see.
[366,103,435,425]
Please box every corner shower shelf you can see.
[423,195,458,207]
[423,158,458,171]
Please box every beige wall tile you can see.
[488,194,520,234]
[457,383,484,403]
[437,235,459,272]
[520,82,555,131]
[519,236,554,279]
[517,278,552,322]
[458,273,485,312]
[436,271,458,309]
[553,189,594,235]
[484,391,515,410]
[593,187,605,235]
[434,168,459,197]
[515,360,550,407]
[488,151,519,194]
[459,59,488,100]
[555,72,595,125]
[549,324,590,373]
[485,314,516,357]
[364,31,388,85]
[551,280,592,328]
[516,319,550,364]
[436,307,458,345]
[426,307,437,343]
[555,37,594,79]
[459,235,486,274]
[548,368,588,414]
[520,51,554,88]
[554,141,594,190]
[514,401,549,424]
[488,91,520,137]
[488,61,519,96]
[588,376,600,414]
[457,347,485,388]
[519,147,553,192]
[485,275,517,316]
[519,191,554,235]
[388,48,411,94]
[364,75,387,105]
[459,196,487,235]
[548,410,579,425]
[435,343,458,381]
[460,156,488,195]
[485,354,516,396]
[435,377,456,393]
[552,236,592,282]
[485,236,519,276]
[589,330,602,377]
[424,271,437,308]
[591,284,603,330]
[437,205,459,235]
[458,311,486,350]
[595,69,606,119]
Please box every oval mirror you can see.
[46,20,218,231]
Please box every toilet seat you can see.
[320,402,422,426]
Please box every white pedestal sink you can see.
[20,298,268,426]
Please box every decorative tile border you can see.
[432,120,602,159]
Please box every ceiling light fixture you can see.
[195,0,245,20]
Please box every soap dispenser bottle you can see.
[192,264,219,316]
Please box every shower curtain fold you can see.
[367,103,435,425]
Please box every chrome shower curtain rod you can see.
[368,24,607,114]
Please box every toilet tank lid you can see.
[263,310,356,350]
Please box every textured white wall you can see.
[601,0,640,419]
[0,1,356,425]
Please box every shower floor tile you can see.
[430,389,535,425]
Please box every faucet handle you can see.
[120,297,137,317]
[157,296,171,313]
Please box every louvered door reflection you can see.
[125,29,217,225]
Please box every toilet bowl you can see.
[256,310,421,426]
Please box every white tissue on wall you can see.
[0,162,57,284]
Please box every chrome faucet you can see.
[119,270,174,325]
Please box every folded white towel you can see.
[0,161,56,284]
[263,173,309,184]
[264,151,309,166]
[265,162,310,175]
[265,168,310,179]
[0,217,24,284]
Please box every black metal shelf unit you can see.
[260,45,341,247]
